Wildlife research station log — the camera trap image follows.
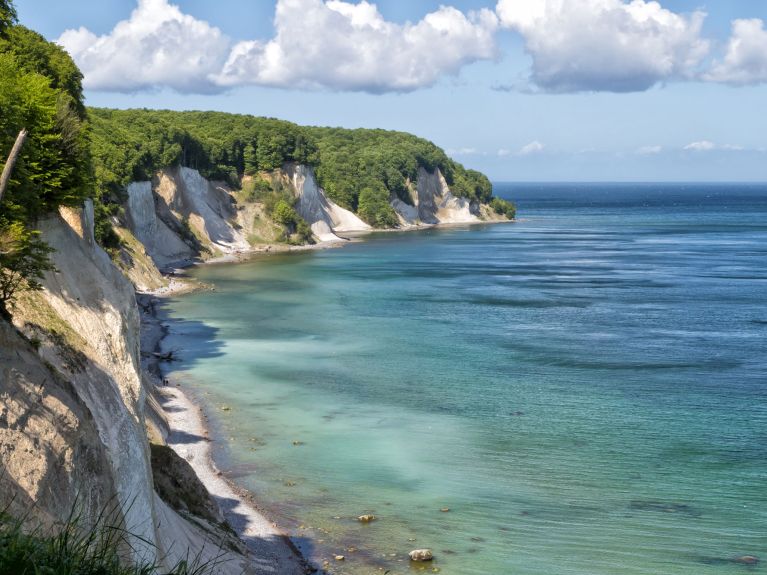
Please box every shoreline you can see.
[139,286,314,575]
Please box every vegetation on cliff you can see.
[0,510,214,575]
[87,108,506,228]
[0,2,92,314]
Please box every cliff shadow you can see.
[214,494,318,574]
[150,297,226,376]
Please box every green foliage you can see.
[357,185,399,228]
[88,109,317,194]
[93,200,122,252]
[0,221,55,316]
[490,197,516,219]
[0,508,216,575]
[0,51,90,222]
[0,0,16,35]
[1,26,86,116]
[270,199,313,245]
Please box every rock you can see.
[409,549,434,562]
[334,555,345,561]
[735,556,759,565]
[440,508,450,512]
[357,514,376,522]
[221,405,231,411]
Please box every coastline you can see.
[138,281,314,575]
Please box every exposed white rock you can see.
[25,209,158,561]
[392,167,480,226]
[287,163,371,241]
[409,548,434,562]
[126,181,195,269]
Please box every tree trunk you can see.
[0,129,28,204]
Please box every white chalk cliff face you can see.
[123,163,493,268]
[393,167,480,226]
[126,167,250,270]
[1,204,254,573]
[287,163,371,241]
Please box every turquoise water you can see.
[162,184,767,574]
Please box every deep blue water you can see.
[163,183,767,575]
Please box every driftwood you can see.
[0,129,28,204]
[141,349,181,361]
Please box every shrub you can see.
[357,186,398,228]
[490,197,516,219]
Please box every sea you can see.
[161,183,767,575]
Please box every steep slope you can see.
[0,204,269,573]
[287,163,371,241]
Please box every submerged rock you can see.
[409,549,434,562]
[735,555,759,565]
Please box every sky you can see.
[14,0,767,182]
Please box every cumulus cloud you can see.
[684,140,716,151]
[58,0,498,94]
[684,141,749,152]
[215,0,498,92]
[637,145,662,155]
[58,0,229,92]
[704,19,767,85]
[448,147,481,156]
[519,140,546,155]
[495,0,710,93]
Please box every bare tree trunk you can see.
[0,129,28,204]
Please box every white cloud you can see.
[59,0,498,94]
[58,0,229,93]
[495,0,709,92]
[704,19,767,86]
[683,141,751,152]
[637,145,662,155]
[518,140,546,155]
[497,148,512,157]
[448,147,480,156]
[216,0,498,92]
[684,140,716,151]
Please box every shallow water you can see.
[162,183,767,574]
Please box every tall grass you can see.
[0,503,221,575]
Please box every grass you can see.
[0,503,221,575]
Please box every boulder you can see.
[409,549,434,562]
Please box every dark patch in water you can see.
[629,500,701,517]
[696,555,760,568]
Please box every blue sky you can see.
[15,0,767,182]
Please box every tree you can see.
[0,0,16,35]
[358,185,398,228]
[0,128,26,203]
[0,222,55,318]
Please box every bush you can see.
[357,186,398,228]
[0,221,55,318]
[490,197,516,219]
